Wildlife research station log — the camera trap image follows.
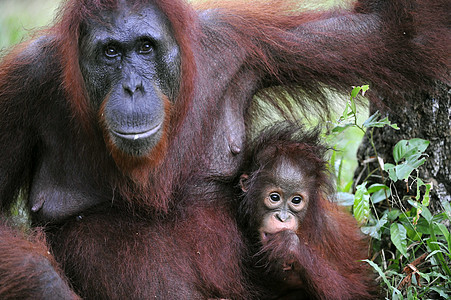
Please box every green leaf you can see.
[360,84,370,94]
[370,116,391,128]
[422,183,431,206]
[393,139,430,163]
[408,201,433,224]
[399,216,422,241]
[427,271,448,280]
[371,188,391,204]
[342,103,350,120]
[351,86,362,98]
[368,183,390,204]
[429,287,450,299]
[367,183,389,194]
[393,140,409,163]
[390,223,408,257]
[361,214,388,240]
[350,96,357,114]
[426,250,444,261]
[387,209,401,222]
[353,183,370,225]
[415,178,424,201]
[442,200,451,221]
[432,212,448,223]
[363,259,395,290]
[386,169,398,181]
[384,163,398,181]
[363,111,399,129]
[392,292,403,300]
[408,138,430,153]
[341,180,354,194]
[350,85,369,99]
[331,123,354,133]
[390,123,400,130]
[414,217,435,234]
[395,156,426,180]
[335,192,355,206]
[406,286,416,299]
[420,204,433,224]
[362,111,381,128]
[384,163,396,170]
[417,271,430,283]
[436,222,450,248]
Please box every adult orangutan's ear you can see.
[239,174,249,192]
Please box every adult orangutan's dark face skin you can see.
[79,3,181,156]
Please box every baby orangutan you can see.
[239,155,310,252]
[238,123,377,300]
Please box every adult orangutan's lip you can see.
[111,122,162,141]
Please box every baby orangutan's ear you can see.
[239,174,249,192]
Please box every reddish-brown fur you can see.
[0,0,448,299]
[238,123,377,299]
[51,0,199,212]
[0,223,79,300]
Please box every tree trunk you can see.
[355,82,450,214]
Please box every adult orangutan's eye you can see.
[105,45,120,58]
[139,40,154,54]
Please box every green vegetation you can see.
[330,86,451,299]
[0,0,61,51]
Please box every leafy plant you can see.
[330,86,451,299]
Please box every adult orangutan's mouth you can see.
[111,122,162,141]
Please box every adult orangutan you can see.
[0,0,448,299]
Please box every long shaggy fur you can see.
[239,122,377,299]
[0,0,448,298]
[0,223,79,300]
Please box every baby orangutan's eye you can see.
[291,196,303,205]
[269,193,280,202]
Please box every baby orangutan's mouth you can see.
[259,230,282,244]
[259,229,301,249]
[282,263,294,271]
[261,231,269,243]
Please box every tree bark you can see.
[355,82,450,214]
